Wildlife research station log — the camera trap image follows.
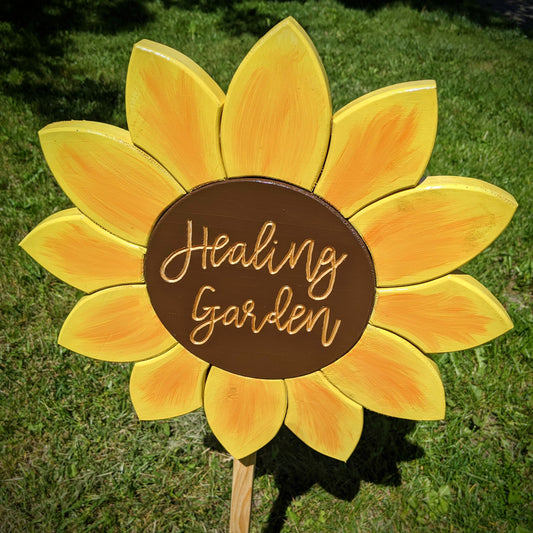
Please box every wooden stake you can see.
[229,453,256,533]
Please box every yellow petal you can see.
[204,367,286,459]
[285,372,363,461]
[20,208,144,293]
[126,40,226,190]
[371,273,513,353]
[130,344,208,420]
[323,325,445,420]
[220,17,331,189]
[351,176,517,286]
[59,285,176,362]
[39,121,184,246]
[315,80,437,216]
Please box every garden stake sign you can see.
[21,17,517,532]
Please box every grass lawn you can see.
[1,1,532,531]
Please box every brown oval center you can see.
[145,178,375,379]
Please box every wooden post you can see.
[229,453,256,533]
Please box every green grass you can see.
[1,1,532,531]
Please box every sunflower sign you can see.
[21,17,516,532]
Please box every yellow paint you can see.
[126,40,226,191]
[20,208,145,293]
[351,176,517,286]
[315,81,437,216]
[39,121,184,246]
[323,325,445,420]
[285,372,363,461]
[204,367,287,459]
[220,17,331,189]
[59,284,176,362]
[130,344,208,420]
[371,274,513,352]
[19,18,519,464]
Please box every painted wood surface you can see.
[371,273,513,353]
[58,285,176,362]
[203,368,287,460]
[21,15,517,472]
[350,176,517,287]
[39,121,184,246]
[322,325,445,421]
[285,372,363,461]
[142,178,376,380]
[314,80,438,216]
[20,208,145,293]
[126,40,226,191]
[130,344,208,420]
[220,18,331,189]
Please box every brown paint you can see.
[145,178,375,379]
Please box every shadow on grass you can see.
[0,0,154,123]
[161,0,283,36]
[205,411,422,532]
[339,0,531,32]
[1,0,527,125]
[164,0,530,35]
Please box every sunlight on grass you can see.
[1,1,531,531]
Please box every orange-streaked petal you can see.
[204,367,286,459]
[39,121,184,246]
[371,273,513,353]
[315,80,437,216]
[220,17,331,189]
[323,325,445,420]
[351,176,517,286]
[285,372,363,461]
[59,285,176,362]
[19,208,144,293]
[126,40,226,190]
[130,344,208,420]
